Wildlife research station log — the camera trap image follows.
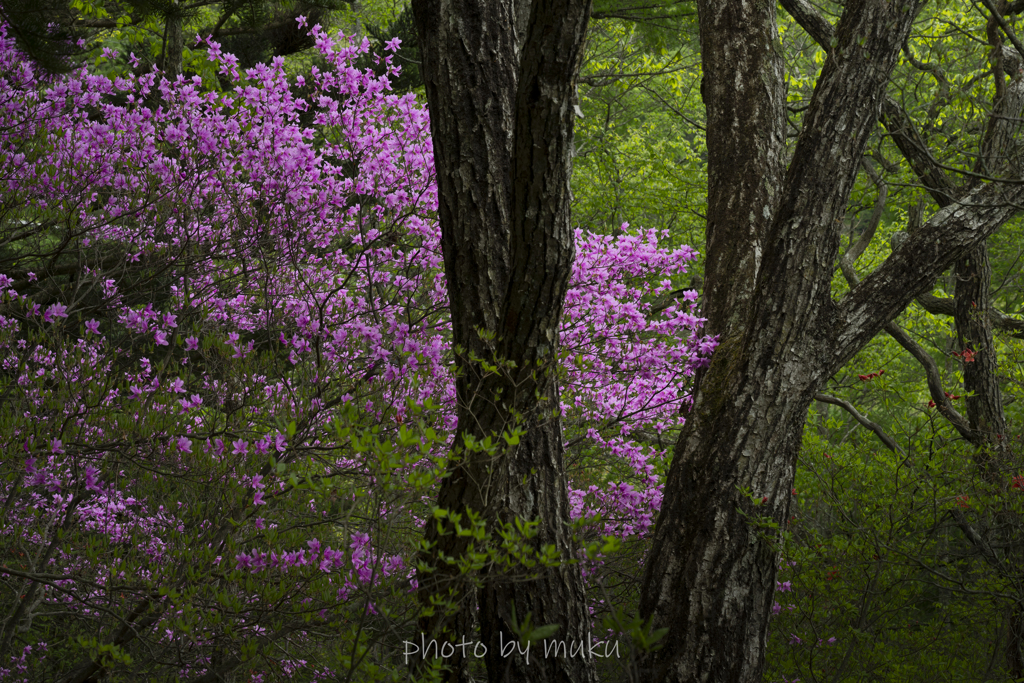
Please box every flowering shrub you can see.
[0,18,713,681]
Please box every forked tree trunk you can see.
[411,1,594,682]
[638,1,1024,681]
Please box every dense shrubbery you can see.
[0,19,713,682]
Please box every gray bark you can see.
[411,1,594,682]
[915,292,1024,336]
[956,245,1007,453]
[163,1,183,80]
[638,0,1024,681]
[695,0,785,343]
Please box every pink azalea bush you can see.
[0,19,713,681]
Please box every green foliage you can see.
[572,19,706,251]
[766,398,1024,682]
[4,0,353,82]
[591,0,696,52]
[0,304,452,679]
[13,0,1024,678]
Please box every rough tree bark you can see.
[411,1,594,683]
[638,1,1024,681]
[162,0,184,80]
[843,11,1023,674]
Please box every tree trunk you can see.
[164,1,183,80]
[955,245,1007,453]
[411,1,594,682]
[960,36,1023,675]
[638,1,1024,681]
[695,0,785,343]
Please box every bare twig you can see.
[814,392,902,453]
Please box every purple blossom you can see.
[0,20,717,675]
[43,302,68,322]
[84,465,102,493]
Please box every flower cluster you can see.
[857,369,885,381]
[0,17,714,680]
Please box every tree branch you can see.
[835,180,1024,373]
[781,0,960,207]
[814,392,901,452]
[916,291,1024,336]
[881,95,959,207]
[883,320,974,440]
[184,622,305,683]
[778,0,835,48]
[840,158,888,270]
[838,224,974,442]
[980,0,1024,64]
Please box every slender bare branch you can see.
[814,393,901,453]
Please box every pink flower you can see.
[43,302,68,322]
[84,465,102,493]
[0,22,716,657]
